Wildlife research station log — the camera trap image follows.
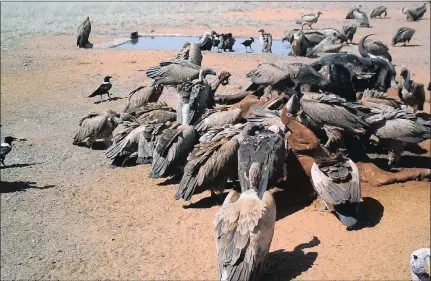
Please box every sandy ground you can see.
[1,3,430,280]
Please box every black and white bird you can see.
[88,76,113,101]
[1,136,17,166]
[241,37,254,52]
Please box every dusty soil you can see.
[1,3,430,280]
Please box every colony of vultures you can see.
[70,3,431,281]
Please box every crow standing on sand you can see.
[88,76,113,101]
[241,37,254,52]
[1,136,17,166]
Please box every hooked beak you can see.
[425,256,430,275]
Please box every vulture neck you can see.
[210,77,224,94]
[198,70,206,83]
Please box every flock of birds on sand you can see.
[2,3,430,281]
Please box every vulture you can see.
[370,6,388,18]
[88,76,113,101]
[311,150,361,228]
[241,37,254,52]
[244,63,296,95]
[149,124,197,178]
[402,3,427,21]
[392,27,415,46]
[106,109,177,166]
[213,182,276,281]
[76,16,91,48]
[175,124,244,201]
[207,71,231,109]
[346,8,370,27]
[364,107,430,167]
[213,123,282,281]
[283,29,325,47]
[217,33,236,52]
[290,29,309,57]
[196,30,217,51]
[194,107,243,133]
[1,136,18,166]
[123,84,164,112]
[258,29,272,53]
[356,89,407,110]
[397,67,425,112]
[172,42,202,66]
[146,43,205,86]
[360,34,392,62]
[410,248,430,281]
[342,24,357,43]
[176,68,216,126]
[136,121,173,165]
[73,109,121,148]
[287,93,370,149]
[296,11,323,29]
[306,33,343,58]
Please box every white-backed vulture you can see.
[356,89,407,110]
[342,24,357,43]
[288,93,370,148]
[73,109,121,148]
[176,68,216,125]
[410,248,430,281]
[123,84,164,112]
[365,107,430,167]
[360,34,392,62]
[392,27,416,46]
[311,151,361,228]
[175,124,245,201]
[196,31,217,51]
[398,67,425,112]
[291,29,309,57]
[258,29,272,53]
[149,124,197,178]
[296,11,322,29]
[76,16,91,48]
[370,6,388,18]
[402,3,427,21]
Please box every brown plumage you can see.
[356,89,407,110]
[370,6,387,18]
[291,30,309,57]
[175,124,244,201]
[397,67,425,112]
[123,84,164,112]
[73,109,120,148]
[214,189,276,281]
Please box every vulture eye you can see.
[413,255,418,260]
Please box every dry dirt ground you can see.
[1,3,430,280]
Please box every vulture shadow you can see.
[89,141,110,150]
[416,112,430,121]
[93,96,123,104]
[274,152,316,221]
[349,197,384,231]
[1,181,55,193]
[0,162,38,169]
[262,236,320,281]
[183,182,241,209]
[372,155,430,170]
[395,44,421,47]
[403,143,428,155]
[157,175,182,186]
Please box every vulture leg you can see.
[387,140,404,168]
[323,125,344,150]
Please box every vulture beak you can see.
[425,256,430,275]
[390,78,397,88]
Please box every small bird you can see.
[88,76,113,101]
[1,136,17,166]
[410,248,430,281]
[241,37,254,52]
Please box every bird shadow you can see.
[395,44,421,47]
[261,236,320,281]
[348,197,384,231]
[93,96,123,104]
[403,143,428,155]
[0,162,38,169]
[273,152,316,221]
[416,112,430,121]
[1,181,55,193]
[157,175,182,186]
[371,155,431,170]
[182,192,229,209]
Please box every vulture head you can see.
[258,29,265,33]
[410,248,430,281]
[218,71,231,86]
[317,11,323,16]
